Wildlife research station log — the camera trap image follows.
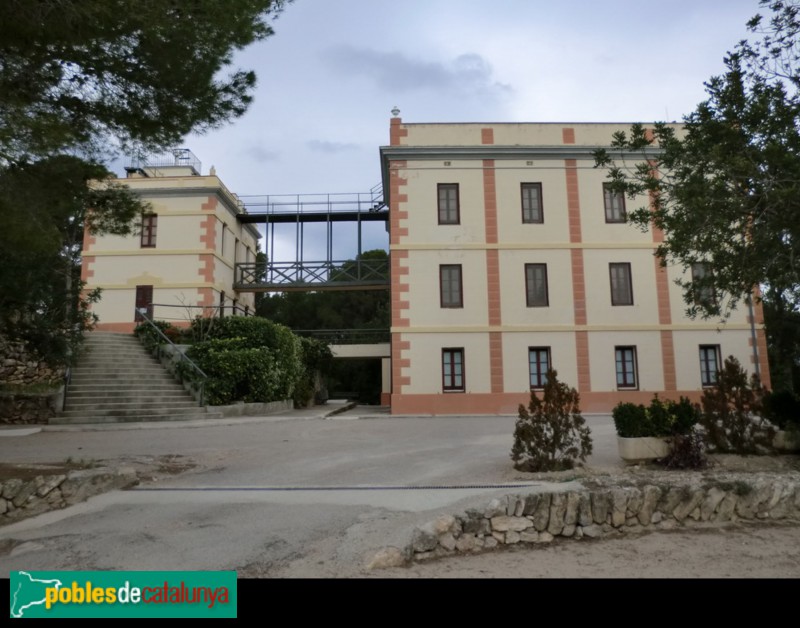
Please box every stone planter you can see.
[617,436,673,463]
[773,430,800,452]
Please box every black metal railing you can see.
[235,258,390,290]
[134,309,208,406]
[294,329,391,344]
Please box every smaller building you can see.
[82,150,260,331]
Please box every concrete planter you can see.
[617,436,673,463]
[773,430,800,452]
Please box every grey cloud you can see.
[307,140,360,153]
[323,46,512,98]
[245,145,280,162]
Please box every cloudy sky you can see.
[144,0,765,261]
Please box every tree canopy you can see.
[0,0,289,163]
[594,0,800,322]
[0,0,290,366]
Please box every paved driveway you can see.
[0,408,620,576]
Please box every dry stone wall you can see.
[0,339,64,387]
[0,467,138,525]
[401,472,800,564]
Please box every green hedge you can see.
[613,396,700,438]
[185,317,311,406]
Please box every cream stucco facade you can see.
[82,162,260,332]
[380,120,770,414]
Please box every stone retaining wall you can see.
[0,390,62,425]
[0,467,138,525]
[0,339,65,387]
[395,473,800,564]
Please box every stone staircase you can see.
[54,332,222,424]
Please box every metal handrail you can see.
[294,329,391,344]
[134,309,208,406]
[61,366,71,411]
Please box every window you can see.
[440,265,463,308]
[692,262,716,307]
[442,348,465,391]
[609,262,633,305]
[438,183,460,224]
[603,183,626,223]
[521,183,543,223]
[525,263,549,307]
[528,347,551,389]
[615,346,638,389]
[140,214,157,248]
[699,345,721,387]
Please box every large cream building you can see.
[82,155,260,332]
[380,119,770,414]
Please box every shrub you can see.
[612,396,700,438]
[511,369,593,472]
[700,356,775,454]
[186,338,298,406]
[762,389,800,431]
[134,319,174,351]
[293,336,333,408]
[612,402,649,438]
[658,432,709,469]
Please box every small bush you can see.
[293,337,333,408]
[612,402,648,438]
[762,389,800,431]
[134,320,174,351]
[612,396,700,438]
[659,431,709,469]
[700,356,775,454]
[511,369,593,472]
[186,338,297,406]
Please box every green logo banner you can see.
[9,571,237,618]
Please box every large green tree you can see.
[0,0,290,366]
[0,0,289,164]
[594,1,800,388]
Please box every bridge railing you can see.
[235,258,390,289]
[294,329,391,344]
[239,184,386,216]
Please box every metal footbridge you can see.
[234,184,390,292]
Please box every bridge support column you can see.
[381,357,391,406]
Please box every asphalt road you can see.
[1,407,797,579]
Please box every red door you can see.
[134,285,153,322]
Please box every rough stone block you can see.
[484,537,499,549]
[564,492,582,526]
[700,487,726,521]
[490,515,533,532]
[538,532,554,543]
[484,498,506,518]
[611,488,628,527]
[547,493,567,535]
[673,490,704,522]
[366,547,407,570]
[581,524,602,538]
[577,493,593,526]
[456,534,477,552]
[520,531,539,543]
[531,492,551,531]
[439,533,457,551]
[523,493,540,516]
[561,524,576,538]
[591,491,611,525]
[35,474,66,498]
[432,515,456,534]
[505,531,521,544]
[638,485,662,525]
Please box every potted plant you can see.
[612,396,700,463]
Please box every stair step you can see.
[64,398,197,408]
[60,406,205,418]
[67,387,187,396]
[50,411,223,425]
